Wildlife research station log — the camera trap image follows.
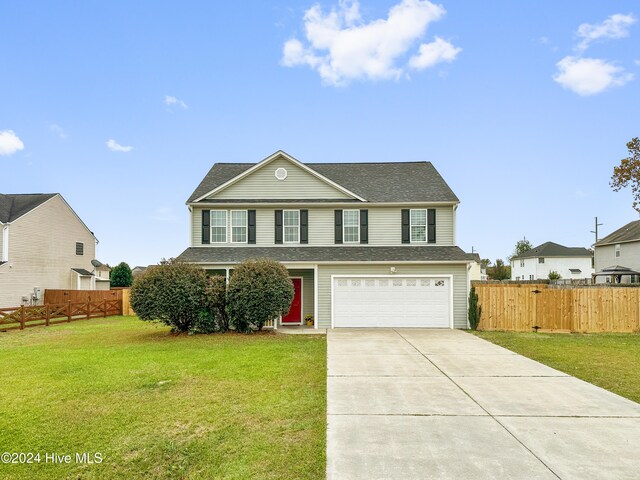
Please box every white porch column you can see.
[313,264,319,329]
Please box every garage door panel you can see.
[333,276,451,328]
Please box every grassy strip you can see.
[0,316,326,479]
[474,331,640,403]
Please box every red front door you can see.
[282,278,302,324]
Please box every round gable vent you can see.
[275,167,288,180]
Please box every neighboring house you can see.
[510,241,593,281]
[468,253,488,281]
[0,193,105,307]
[177,150,475,329]
[131,266,148,278]
[94,263,112,291]
[594,220,640,283]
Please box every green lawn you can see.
[0,316,326,480]
[473,331,640,403]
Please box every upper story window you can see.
[343,210,360,243]
[211,210,227,243]
[538,257,545,264]
[410,209,427,242]
[615,244,621,258]
[283,210,300,243]
[520,259,525,267]
[231,210,247,243]
[75,242,84,256]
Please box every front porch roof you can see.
[177,245,472,264]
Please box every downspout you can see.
[2,224,9,263]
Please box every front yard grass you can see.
[473,331,640,403]
[0,316,326,480]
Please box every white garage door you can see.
[332,276,451,328]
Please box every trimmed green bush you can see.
[468,286,482,330]
[548,271,562,280]
[130,261,207,333]
[205,275,229,332]
[110,262,133,287]
[227,259,294,332]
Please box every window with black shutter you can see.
[427,208,436,243]
[275,210,283,244]
[300,210,308,244]
[248,210,256,244]
[334,210,343,244]
[360,209,368,244]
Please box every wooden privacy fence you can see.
[121,288,135,316]
[44,288,122,304]
[0,299,122,331]
[474,283,640,332]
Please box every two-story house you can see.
[594,220,640,283]
[510,241,593,281]
[0,193,106,307]
[177,151,474,329]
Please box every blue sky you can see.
[2,0,639,267]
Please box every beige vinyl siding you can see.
[316,263,468,329]
[0,195,96,307]
[191,205,456,247]
[209,157,353,200]
[288,269,314,320]
[367,206,454,246]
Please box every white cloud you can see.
[281,0,460,85]
[553,56,634,95]
[49,123,68,140]
[0,130,24,156]
[635,59,640,66]
[106,139,133,153]
[409,37,461,70]
[164,95,187,109]
[576,13,636,52]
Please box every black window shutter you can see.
[334,210,343,244]
[360,209,368,244]
[300,210,308,244]
[275,210,283,244]
[401,209,410,244]
[427,208,436,243]
[202,210,210,244]
[248,210,256,244]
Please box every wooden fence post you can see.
[68,301,72,323]
[45,304,50,326]
[86,300,90,320]
[20,306,25,330]
[103,299,107,318]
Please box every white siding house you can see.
[594,220,640,283]
[510,242,593,281]
[0,193,107,307]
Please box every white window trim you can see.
[230,210,248,244]
[343,209,360,244]
[283,209,300,244]
[409,208,427,244]
[210,210,228,244]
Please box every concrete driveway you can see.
[327,329,640,480]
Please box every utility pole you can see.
[590,217,603,244]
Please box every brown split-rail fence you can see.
[0,299,122,331]
[474,283,640,333]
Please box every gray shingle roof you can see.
[511,242,592,260]
[595,220,640,246]
[176,246,472,264]
[0,193,57,223]
[71,268,93,276]
[187,157,459,204]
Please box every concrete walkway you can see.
[327,329,640,480]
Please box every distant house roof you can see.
[71,268,93,276]
[593,265,640,277]
[187,153,459,204]
[595,220,640,246]
[0,193,57,223]
[177,246,472,264]
[511,242,592,260]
